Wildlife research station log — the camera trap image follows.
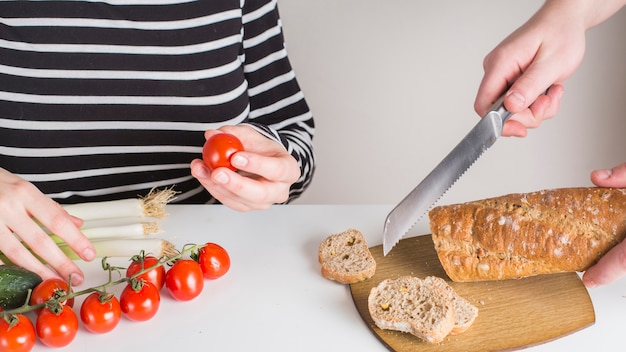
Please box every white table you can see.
[33,205,626,351]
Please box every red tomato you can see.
[202,133,244,171]
[0,314,36,352]
[119,281,160,322]
[165,259,204,301]
[197,243,231,280]
[36,306,78,348]
[30,278,74,315]
[79,292,122,334]
[126,255,166,290]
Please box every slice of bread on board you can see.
[429,187,626,282]
[318,228,376,284]
[424,276,478,334]
[368,275,476,344]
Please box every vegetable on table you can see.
[61,187,177,221]
[0,265,43,310]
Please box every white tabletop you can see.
[33,205,626,351]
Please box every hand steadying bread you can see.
[429,187,626,282]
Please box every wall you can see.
[279,1,626,207]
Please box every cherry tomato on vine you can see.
[126,255,166,290]
[202,133,244,171]
[0,313,36,352]
[36,306,78,348]
[80,292,122,334]
[165,259,204,301]
[197,243,231,280]
[119,281,161,322]
[30,278,74,315]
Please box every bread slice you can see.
[429,187,626,282]
[318,228,376,284]
[367,276,456,344]
[424,276,478,334]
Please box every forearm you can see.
[539,0,625,29]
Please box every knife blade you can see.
[382,95,512,255]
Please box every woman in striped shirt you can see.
[0,0,315,284]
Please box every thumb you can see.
[590,163,626,188]
[503,60,564,113]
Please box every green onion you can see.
[58,239,177,260]
[49,222,160,245]
[62,188,177,221]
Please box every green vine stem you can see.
[0,243,205,318]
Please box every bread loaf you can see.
[318,228,376,284]
[368,276,456,344]
[429,187,626,282]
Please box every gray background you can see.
[280,1,626,208]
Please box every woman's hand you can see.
[474,0,588,137]
[0,168,95,285]
[190,125,301,211]
[582,162,626,288]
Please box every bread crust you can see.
[318,228,376,284]
[429,187,626,282]
[368,276,455,344]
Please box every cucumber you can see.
[0,265,43,309]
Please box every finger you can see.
[503,57,564,113]
[30,200,95,263]
[474,57,517,116]
[502,119,528,137]
[590,163,626,188]
[0,226,59,282]
[210,169,278,209]
[10,215,87,285]
[230,152,300,184]
[582,240,626,288]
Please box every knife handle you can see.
[487,94,513,123]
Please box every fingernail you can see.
[72,272,84,285]
[231,154,248,168]
[584,279,597,288]
[507,91,526,109]
[214,171,229,184]
[83,247,96,261]
[593,169,613,180]
[195,164,209,179]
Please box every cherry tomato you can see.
[165,259,204,301]
[202,133,244,171]
[80,292,122,334]
[36,306,78,348]
[126,255,166,290]
[30,278,74,315]
[0,314,36,352]
[119,281,160,322]
[197,243,231,280]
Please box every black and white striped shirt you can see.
[0,0,315,204]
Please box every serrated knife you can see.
[382,94,512,255]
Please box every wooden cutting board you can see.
[349,235,595,351]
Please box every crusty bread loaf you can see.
[368,276,466,344]
[424,276,478,334]
[429,187,626,282]
[318,228,376,284]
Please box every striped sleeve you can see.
[241,0,315,202]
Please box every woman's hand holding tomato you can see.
[190,125,301,212]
